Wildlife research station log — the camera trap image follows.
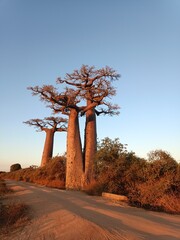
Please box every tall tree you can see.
[24,117,67,167]
[57,65,120,185]
[28,65,120,189]
[27,86,85,189]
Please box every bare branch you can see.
[28,85,84,114]
[95,103,120,116]
[23,116,68,132]
[56,65,120,113]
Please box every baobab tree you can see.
[57,65,120,184]
[28,65,120,189]
[24,116,67,167]
[27,86,85,189]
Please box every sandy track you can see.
[3,180,180,240]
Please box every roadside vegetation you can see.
[1,138,179,214]
[1,156,66,189]
[86,137,180,214]
[0,178,29,235]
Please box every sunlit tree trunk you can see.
[41,129,55,167]
[83,104,97,186]
[66,109,84,189]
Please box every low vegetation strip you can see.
[0,179,11,195]
[0,202,29,234]
[0,178,29,236]
[1,156,66,189]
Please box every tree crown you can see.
[24,116,67,132]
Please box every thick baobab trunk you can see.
[83,107,97,186]
[66,109,84,190]
[41,129,54,167]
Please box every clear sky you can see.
[0,0,180,171]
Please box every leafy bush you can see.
[89,138,180,214]
[10,163,21,172]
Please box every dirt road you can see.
[3,180,180,240]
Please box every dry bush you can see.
[156,193,180,214]
[2,155,66,189]
[46,179,65,188]
[0,179,12,196]
[39,232,56,240]
[93,139,180,214]
[0,202,29,234]
[128,175,180,214]
[30,156,66,188]
[0,179,30,236]
[84,180,106,196]
[34,179,65,189]
[88,161,180,214]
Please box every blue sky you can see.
[0,0,180,171]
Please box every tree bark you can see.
[66,109,84,189]
[83,106,97,186]
[41,129,54,167]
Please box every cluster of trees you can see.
[24,65,120,190]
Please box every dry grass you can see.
[127,176,180,214]
[34,179,65,189]
[84,180,105,196]
[0,178,12,196]
[155,194,180,214]
[0,179,30,235]
[0,202,29,234]
[1,156,66,189]
[39,232,56,240]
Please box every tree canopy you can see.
[27,65,120,189]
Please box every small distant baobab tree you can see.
[24,116,67,167]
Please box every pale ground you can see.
[2,180,180,240]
